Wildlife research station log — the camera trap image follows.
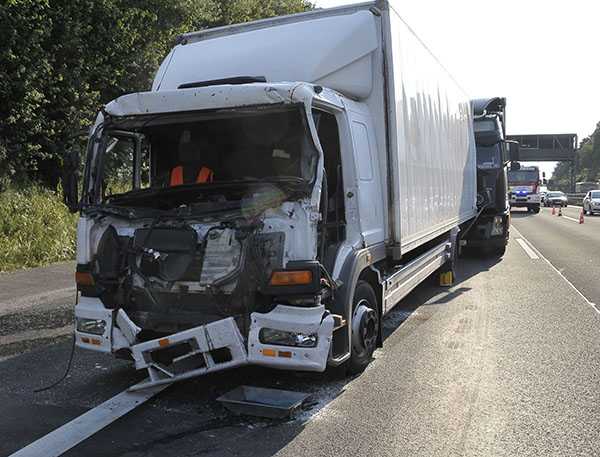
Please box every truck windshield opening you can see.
[476,145,501,169]
[86,106,318,209]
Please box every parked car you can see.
[544,191,568,207]
[583,190,600,215]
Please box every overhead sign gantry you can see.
[506,133,578,191]
[506,134,577,162]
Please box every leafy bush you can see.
[0,187,77,271]
[0,0,313,187]
[550,121,600,191]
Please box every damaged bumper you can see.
[130,317,248,390]
[75,299,335,388]
[248,304,334,372]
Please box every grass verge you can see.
[0,187,77,272]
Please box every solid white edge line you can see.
[9,380,169,457]
[515,238,539,259]
[562,215,579,223]
[511,225,600,315]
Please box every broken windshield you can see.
[84,106,318,211]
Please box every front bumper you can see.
[248,305,334,372]
[75,297,115,353]
[464,213,509,247]
[75,298,335,386]
[510,194,540,206]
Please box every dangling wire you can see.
[34,333,77,393]
[34,292,79,393]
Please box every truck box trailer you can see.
[64,0,477,388]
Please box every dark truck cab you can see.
[463,97,518,257]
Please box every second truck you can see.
[462,97,517,257]
[508,165,542,213]
[62,1,477,389]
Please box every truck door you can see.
[348,110,384,246]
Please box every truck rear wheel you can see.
[346,280,379,375]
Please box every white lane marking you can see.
[511,225,600,315]
[562,215,579,223]
[515,238,539,259]
[9,380,169,457]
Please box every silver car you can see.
[544,191,568,207]
[583,190,600,215]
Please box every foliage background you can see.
[549,122,600,191]
[0,0,313,188]
[0,0,311,271]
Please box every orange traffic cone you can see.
[552,206,556,215]
[580,209,584,224]
[558,207,562,217]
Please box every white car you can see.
[583,190,600,215]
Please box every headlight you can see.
[259,328,318,348]
[76,318,106,335]
[491,216,504,236]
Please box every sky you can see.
[315,0,600,178]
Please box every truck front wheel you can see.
[347,280,379,375]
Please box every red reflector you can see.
[75,271,94,287]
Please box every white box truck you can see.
[63,0,476,389]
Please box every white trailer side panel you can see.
[383,3,477,253]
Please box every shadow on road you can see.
[0,254,503,457]
[510,208,538,218]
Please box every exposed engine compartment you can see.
[89,219,285,337]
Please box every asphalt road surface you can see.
[1,228,600,457]
[511,204,600,311]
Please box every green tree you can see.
[0,0,312,187]
[215,0,312,25]
[550,122,600,190]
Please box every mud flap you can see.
[129,317,248,391]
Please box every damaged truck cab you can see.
[75,84,355,382]
[66,2,477,389]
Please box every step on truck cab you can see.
[62,1,477,389]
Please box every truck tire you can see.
[346,280,379,375]
[532,206,540,214]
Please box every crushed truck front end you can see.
[73,83,338,385]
